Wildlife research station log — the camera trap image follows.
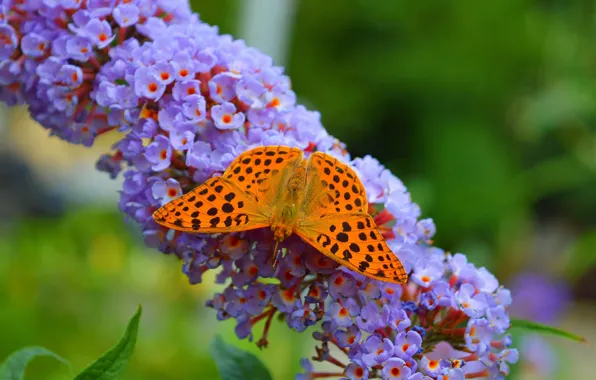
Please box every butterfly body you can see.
[268,160,307,243]
[153,145,408,283]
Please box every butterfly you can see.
[153,145,408,283]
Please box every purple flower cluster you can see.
[0,1,518,379]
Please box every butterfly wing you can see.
[297,151,408,283]
[300,152,368,217]
[153,176,269,233]
[296,213,408,283]
[223,145,304,199]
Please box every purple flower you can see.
[83,18,114,48]
[118,133,143,160]
[21,33,50,58]
[263,84,296,111]
[465,318,494,355]
[329,301,358,327]
[209,72,238,103]
[113,4,139,27]
[362,335,394,366]
[134,67,166,100]
[455,283,487,318]
[173,80,202,101]
[0,25,18,60]
[334,325,361,348]
[328,272,357,299]
[393,331,422,359]
[185,140,212,170]
[381,358,411,380]
[57,64,84,88]
[182,95,207,122]
[170,122,195,151]
[437,368,464,380]
[382,306,411,332]
[211,102,245,130]
[66,36,93,61]
[171,51,196,81]
[487,305,510,334]
[153,61,176,85]
[236,77,265,106]
[419,356,445,377]
[144,135,171,171]
[356,302,383,333]
[345,362,368,380]
[151,178,182,206]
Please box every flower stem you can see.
[311,373,344,379]
[256,308,277,349]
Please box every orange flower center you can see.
[248,266,258,277]
[98,33,107,42]
[160,72,170,80]
[222,114,232,123]
[167,188,178,197]
[148,83,158,92]
[268,97,280,108]
[338,307,348,317]
[159,150,167,160]
[354,368,364,377]
[187,87,196,95]
[391,367,401,376]
[281,289,294,302]
[179,69,189,77]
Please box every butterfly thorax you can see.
[270,162,307,242]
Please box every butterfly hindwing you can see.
[223,146,304,199]
[153,176,269,233]
[297,213,408,283]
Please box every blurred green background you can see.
[1,0,595,379]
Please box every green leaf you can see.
[0,346,69,380]
[510,319,587,343]
[209,335,272,380]
[74,305,142,380]
[114,79,129,86]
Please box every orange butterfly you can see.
[153,146,408,283]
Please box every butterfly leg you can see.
[271,224,292,267]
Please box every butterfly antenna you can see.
[272,240,281,267]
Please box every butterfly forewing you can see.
[302,152,368,217]
[223,146,303,199]
[153,176,269,233]
[296,213,408,283]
